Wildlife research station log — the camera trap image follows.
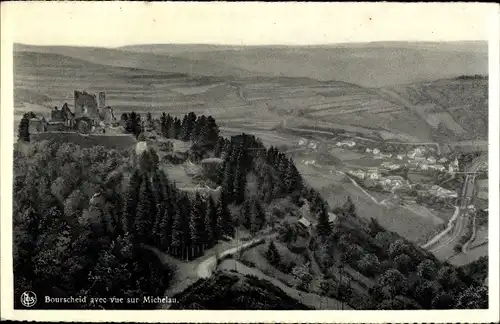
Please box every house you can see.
[298,217,312,229]
[298,139,307,146]
[384,175,406,188]
[438,157,448,163]
[429,185,458,198]
[337,140,356,148]
[304,160,316,166]
[433,164,446,172]
[379,153,392,159]
[373,148,380,155]
[365,148,372,153]
[397,154,404,160]
[308,142,318,149]
[407,148,425,159]
[420,164,429,171]
[427,156,437,164]
[348,170,366,180]
[382,162,401,171]
[367,169,380,180]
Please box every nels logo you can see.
[20,291,37,308]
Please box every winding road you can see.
[422,156,487,259]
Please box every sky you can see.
[1,2,496,47]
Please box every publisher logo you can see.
[20,291,37,308]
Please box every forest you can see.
[13,111,488,310]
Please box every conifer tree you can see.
[343,196,356,215]
[189,193,205,256]
[266,240,280,265]
[173,118,181,139]
[171,206,183,257]
[214,137,225,157]
[151,170,164,243]
[204,196,217,248]
[201,116,220,148]
[179,193,192,260]
[191,115,206,143]
[18,113,31,142]
[233,151,246,204]
[251,200,266,233]
[122,169,142,235]
[241,201,252,230]
[160,113,167,136]
[222,162,234,201]
[166,114,174,138]
[216,190,233,238]
[317,203,332,238]
[135,175,154,242]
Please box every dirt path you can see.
[218,259,349,310]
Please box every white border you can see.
[1,2,499,323]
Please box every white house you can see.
[338,140,356,148]
[367,169,380,180]
[420,164,429,170]
[373,148,381,155]
[298,139,307,146]
[365,148,372,153]
[427,156,437,164]
[407,148,425,159]
[433,164,446,172]
[397,154,404,160]
[308,142,318,149]
[298,217,312,228]
[382,162,401,170]
[348,170,366,180]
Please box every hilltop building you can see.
[29,90,118,134]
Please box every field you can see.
[14,42,488,145]
[385,78,488,140]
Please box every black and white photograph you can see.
[1,2,499,322]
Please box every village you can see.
[294,134,488,213]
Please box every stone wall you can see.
[31,132,137,150]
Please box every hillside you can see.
[14,44,487,144]
[13,110,488,310]
[12,50,429,143]
[14,43,259,79]
[169,271,311,310]
[119,41,487,87]
[16,42,487,88]
[382,78,488,141]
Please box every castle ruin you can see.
[29,90,118,135]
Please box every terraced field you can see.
[384,78,488,140]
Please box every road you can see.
[197,234,277,278]
[218,259,348,310]
[423,155,487,258]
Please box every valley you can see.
[11,42,489,310]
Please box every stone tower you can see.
[98,92,106,109]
